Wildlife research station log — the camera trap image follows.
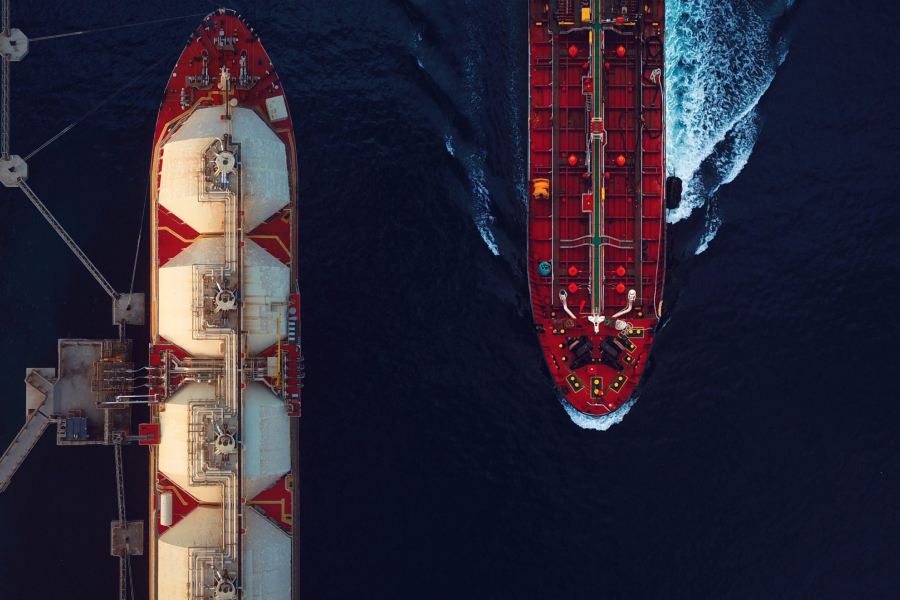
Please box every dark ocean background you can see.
[2,0,900,598]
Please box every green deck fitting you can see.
[591,16,604,316]
[610,374,628,393]
[617,336,637,353]
[567,373,585,393]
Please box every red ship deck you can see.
[528,0,666,416]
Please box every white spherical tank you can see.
[242,240,290,356]
[157,506,223,600]
[157,383,221,503]
[158,106,290,235]
[157,237,288,358]
[242,382,291,500]
[241,509,290,600]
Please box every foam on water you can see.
[467,153,501,255]
[459,0,500,256]
[695,109,759,253]
[666,0,792,251]
[559,391,637,431]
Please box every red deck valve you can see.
[616,283,626,293]
[568,283,578,293]
[568,266,579,276]
[616,155,626,166]
[568,154,578,166]
[569,45,578,57]
[616,266,626,277]
[616,16,625,24]
[616,45,626,57]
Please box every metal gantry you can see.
[18,180,120,298]
[0,0,122,301]
[114,439,128,600]
[1,4,143,599]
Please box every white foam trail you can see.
[695,109,759,254]
[461,0,500,255]
[695,205,720,255]
[467,153,500,255]
[666,0,791,250]
[560,391,637,430]
[444,135,455,156]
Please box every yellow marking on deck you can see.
[566,373,585,392]
[246,499,293,524]
[611,375,628,393]
[248,234,292,258]
[157,227,219,244]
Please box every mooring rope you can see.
[127,175,150,304]
[29,13,207,42]
[23,43,181,162]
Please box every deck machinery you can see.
[528,0,667,415]
[146,10,302,600]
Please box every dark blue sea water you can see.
[2,0,900,598]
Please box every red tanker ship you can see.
[528,0,670,416]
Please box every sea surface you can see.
[2,0,899,598]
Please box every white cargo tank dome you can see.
[158,106,290,234]
[242,382,291,500]
[157,506,223,600]
[242,239,290,355]
[242,509,291,600]
[157,383,221,503]
[158,238,288,358]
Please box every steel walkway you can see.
[0,392,52,493]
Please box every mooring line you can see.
[29,13,207,41]
[23,43,181,162]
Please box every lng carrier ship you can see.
[0,7,302,599]
[528,0,671,415]
[147,10,301,599]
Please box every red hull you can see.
[528,1,667,416]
